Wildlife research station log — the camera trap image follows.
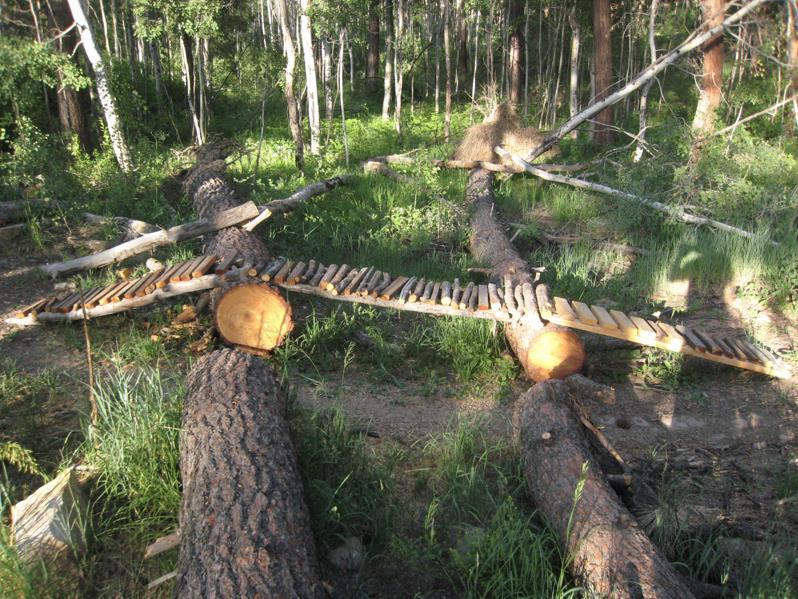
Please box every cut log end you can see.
[214,284,293,352]
[525,325,586,382]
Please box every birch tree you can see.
[66,0,133,172]
[300,0,320,154]
[382,0,395,119]
[274,0,305,167]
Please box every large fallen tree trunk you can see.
[176,349,325,597]
[514,376,695,598]
[524,0,770,161]
[466,168,585,381]
[496,146,777,245]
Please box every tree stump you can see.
[176,349,325,598]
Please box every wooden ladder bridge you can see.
[8,253,791,379]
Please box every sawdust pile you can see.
[452,103,557,163]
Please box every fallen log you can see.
[0,199,46,224]
[176,349,325,597]
[38,202,260,278]
[82,212,160,237]
[514,376,695,598]
[466,168,585,381]
[363,160,414,183]
[496,146,777,246]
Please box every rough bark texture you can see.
[691,0,726,135]
[466,168,584,381]
[507,0,524,107]
[382,0,395,119]
[513,376,695,599]
[175,349,325,598]
[592,0,614,144]
[183,158,269,263]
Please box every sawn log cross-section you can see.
[8,253,791,379]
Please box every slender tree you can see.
[507,0,524,107]
[366,0,380,81]
[66,0,133,172]
[568,5,581,137]
[691,0,726,135]
[592,0,614,143]
[300,0,320,154]
[274,0,304,167]
[443,0,452,140]
[634,0,658,161]
[382,0,395,119]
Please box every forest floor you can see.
[2,101,798,597]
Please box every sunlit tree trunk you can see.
[443,0,452,140]
[508,0,524,107]
[338,29,350,165]
[568,6,581,138]
[66,0,132,172]
[394,0,404,135]
[634,0,658,161]
[592,0,614,144]
[382,0,395,119]
[321,37,333,125]
[691,0,726,135]
[179,34,205,144]
[274,0,304,167]
[300,0,320,154]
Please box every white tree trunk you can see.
[568,8,581,138]
[66,0,132,173]
[382,0,394,119]
[321,38,333,125]
[338,29,349,165]
[393,0,404,135]
[300,0,320,154]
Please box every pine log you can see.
[467,168,584,381]
[176,349,324,598]
[214,283,293,352]
[513,376,695,598]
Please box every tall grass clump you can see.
[81,366,183,533]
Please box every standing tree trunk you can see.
[367,0,380,81]
[338,29,350,164]
[274,0,305,168]
[457,1,470,85]
[393,0,404,135]
[300,0,320,154]
[691,0,726,135]
[66,0,133,172]
[179,34,206,145]
[382,0,395,119]
[507,0,524,107]
[789,0,798,129]
[443,0,453,141]
[592,0,614,144]
[321,38,334,125]
[634,0,658,162]
[568,7,581,139]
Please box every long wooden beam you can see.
[8,255,790,379]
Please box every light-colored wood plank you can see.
[610,310,636,335]
[554,297,576,320]
[572,301,598,325]
[629,316,659,341]
[535,284,553,317]
[590,305,618,330]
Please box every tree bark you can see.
[592,0,614,144]
[634,0,659,162]
[443,0,453,141]
[568,8,581,138]
[466,168,585,381]
[789,0,798,129]
[513,376,695,598]
[66,0,132,172]
[300,0,320,154]
[382,0,395,119]
[274,0,305,168]
[367,0,380,80]
[176,348,324,598]
[393,0,404,135]
[691,0,726,136]
[507,0,524,107]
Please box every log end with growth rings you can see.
[524,324,586,382]
[214,283,293,352]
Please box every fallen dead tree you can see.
[177,349,324,597]
[0,199,46,224]
[466,168,585,382]
[38,175,351,278]
[524,0,771,161]
[173,147,320,596]
[496,146,777,245]
[514,376,695,598]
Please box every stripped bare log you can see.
[514,376,695,598]
[524,0,771,161]
[243,174,354,231]
[467,168,585,381]
[363,160,414,182]
[39,202,260,278]
[176,349,324,597]
[496,147,776,245]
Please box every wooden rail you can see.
[7,254,791,379]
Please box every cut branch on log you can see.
[514,375,695,598]
[524,0,771,161]
[38,202,260,278]
[176,349,325,597]
[242,174,354,232]
[496,147,777,245]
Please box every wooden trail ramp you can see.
[7,254,791,379]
